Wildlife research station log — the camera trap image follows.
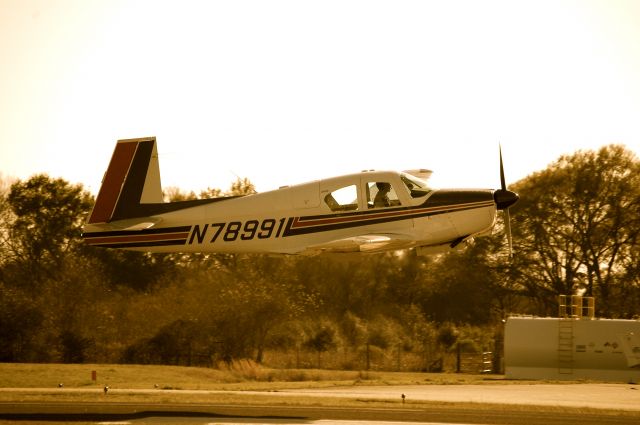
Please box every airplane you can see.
[81,137,519,256]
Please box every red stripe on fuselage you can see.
[292,200,494,229]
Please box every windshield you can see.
[401,173,431,198]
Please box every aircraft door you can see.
[363,180,403,209]
[361,177,414,228]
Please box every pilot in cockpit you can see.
[373,182,391,208]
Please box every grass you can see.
[0,362,509,391]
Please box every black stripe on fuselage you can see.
[89,239,188,249]
[81,225,192,238]
[423,189,495,207]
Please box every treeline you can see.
[0,145,638,370]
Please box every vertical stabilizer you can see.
[87,137,163,224]
[140,141,163,204]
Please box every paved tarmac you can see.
[2,383,640,424]
[1,400,639,425]
[278,382,640,411]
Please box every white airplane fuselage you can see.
[82,137,514,255]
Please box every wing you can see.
[303,233,415,254]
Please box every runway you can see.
[1,383,640,424]
[278,382,640,411]
[1,401,638,425]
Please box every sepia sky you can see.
[1,0,639,194]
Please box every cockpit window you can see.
[367,181,401,209]
[324,185,358,212]
[401,173,431,198]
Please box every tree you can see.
[508,145,640,317]
[0,283,44,361]
[0,174,16,284]
[304,324,337,368]
[164,186,197,201]
[417,248,495,324]
[4,174,93,288]
[227,177,256,196]
[212,255,313,363]
[89,249,178,292]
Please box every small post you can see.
[91,370,97,381]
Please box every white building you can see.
[504,296,640,382]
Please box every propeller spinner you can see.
[493,146,519,257]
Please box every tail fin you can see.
[87,137,163,224]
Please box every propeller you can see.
[493,146,519,257]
